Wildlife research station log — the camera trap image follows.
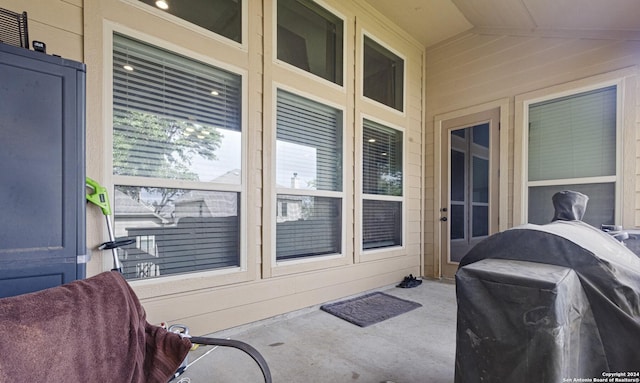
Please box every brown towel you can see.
[0,271,191,383]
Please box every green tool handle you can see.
[86,177,112,216]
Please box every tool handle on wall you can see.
[86,177,123,273]
[86,177,112,216]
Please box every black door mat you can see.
[320,292,422,327]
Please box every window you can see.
[275,89,343,260]
[112,33,243,280]
[527,86,617,227]
[362,118,403,250]
[363,35,404,112]
[137,0,242,43]
[448,124,490,262]
[277,0,343,85]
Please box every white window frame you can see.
[359,114,406,256]
[105,24,249,284]
[273,0,347,91]
[270,84,348,271]
[514,69,635,226]
[360,29,407,116]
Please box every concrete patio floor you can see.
[175,278,457,383]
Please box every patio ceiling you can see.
[364,0,640,48]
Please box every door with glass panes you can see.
[440,109,499,278]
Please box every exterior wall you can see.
[424,32,640,277]
[1,1,424,334]
[0,0,83,61]
[12,0,639,333]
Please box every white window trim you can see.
[269,83,348,272]
[514,69,635,226]
[272,0,348,92]
[104,22,250,286]
[121,0,249,51]
[360,28,407,117]
[357,114,406,260]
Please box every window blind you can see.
[113,33,242,179]
[112,34,243,280]
[362,119,403,250]
[114,187,241,280]
[114,34,241,131]
[275,89,343,260]
[528,86,616,181]
[276,89,342,191]
[362,199,402,249]
[363,119,402,196]
[275,196,341,259]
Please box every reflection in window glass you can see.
[276,196,342,260]
[527,86,617,229]
[472,156,488,203]
[275,89,343,260]
[112,33,244,280]
[276,89,342,192]
[363,200,402,249]
[363,119,403,196]
[276,141,317,190]
[277,0,343,85]
[451,129,465,138]
[362,119,403,251]
[138,0,242,43]
[472,205,488,237]
[528,183,615,227]
[451,150,465,202]
[451,204,465,240]
[113,186,240,280]
[472,123,489,148]
[363,35,404,111]
[112,34,242,184]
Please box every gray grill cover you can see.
[455,220,640,382]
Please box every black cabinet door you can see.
[0,43,85,298]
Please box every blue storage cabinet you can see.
[0,42,86,298]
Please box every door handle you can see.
[440,217,448,222]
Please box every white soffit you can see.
[364,0,473,47]
[523,0,640,31]
[367,0,640,48]
[450,0,536,29]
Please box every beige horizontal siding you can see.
[1,0,83,60]
[142,254,420,334]
[83,0,426,333]
[425,30,640,276]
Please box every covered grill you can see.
[455,191,640,381]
